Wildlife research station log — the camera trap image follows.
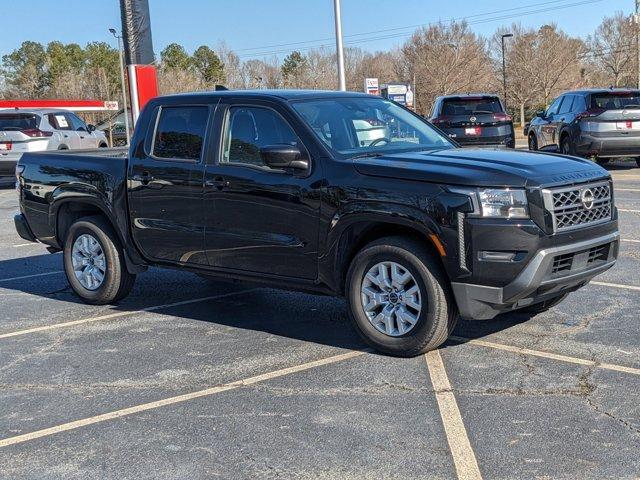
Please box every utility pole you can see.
[501,33,513,112]
[333,0,346,91]
[109,28,131,147]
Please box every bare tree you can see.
[401,21,495,115]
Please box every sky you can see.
[0,0,632,60]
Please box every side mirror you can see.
[260,144,309,171]
[535,110,545,118]
[87,124,96,132]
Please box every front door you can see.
[128,103,213,266]
[203,101,321,279]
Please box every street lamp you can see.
[109,28,131,147]
[501,33,513,112]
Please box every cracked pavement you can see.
[1,164,639,480]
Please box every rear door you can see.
[581,90,640,138]
[66,112,99,149]
[47,112,77,148]
[128,102,214,266]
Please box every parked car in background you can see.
[14,90,619,356]
[429,94,515,148]
[0,108,108,184]
[527,88,640,166]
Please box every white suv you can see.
[0,108,108,184]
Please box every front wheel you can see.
[635,158,640,168]
[63,216,136,304]
[345,236,457,357]
[528,133,538,151]
[560,135,573,156]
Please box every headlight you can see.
[478,188,529,219]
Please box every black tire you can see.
[345,236,458,357]
[519,293,569,315]
[528,133,538,151]
[99,142,108,148]
[635,158,640,168]
[63,216,135,304]
[560,135,573,156]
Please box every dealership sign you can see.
[364,78,379,96]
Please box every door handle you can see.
[205,176,229,190]
[132,172,154,185]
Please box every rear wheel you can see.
[345,236,457,357]
[63,216,135,304]
[560,135,573,156]
[519,293,569,315]
[528,133,538,151]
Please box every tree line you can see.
[0,11,635,125]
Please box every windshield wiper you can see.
[350,152,385,160]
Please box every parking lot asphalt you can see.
[1,160,639,479]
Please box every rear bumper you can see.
[14,213,37,243]
[451,230,619,320]
[0,153,20,178]
[575,133,640,158]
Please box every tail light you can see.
[0,141,12,151]
[576,108,605,121]
[492,113,512,122]
[21,128,53,138]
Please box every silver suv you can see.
[528,88,640,166]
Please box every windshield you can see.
[292,97,453,157]
[0,113,39,131]
[590,92,640,110]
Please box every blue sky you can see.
[0,0,631,59]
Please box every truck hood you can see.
[353,148,610,188]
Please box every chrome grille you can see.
[544,181,612,233]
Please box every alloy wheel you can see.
[71,233,107,290]
[360,261,422,337]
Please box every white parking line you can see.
[0,289,258,340]
[425,350,482,480]
[618,208,640,213]
[591,281,640,292]
[0,271,63,283]
[0,349,366,448]
[615,188,640,192]
[13,243,37,248]
[449,336,640,376]
[622,239,640,243]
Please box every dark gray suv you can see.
[528,88,640,166]
[429,94,515,148]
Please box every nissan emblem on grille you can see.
[580,188,595,210]
[544,181,612,233]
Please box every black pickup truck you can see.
[14,90,619,356]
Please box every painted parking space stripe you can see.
[449,336,640,376]
[0,349,366,448]
[591,281,640,292]
[0,271,63,283]
[622,239,640,244]
[615,188,640,192]
[0,289,259,340]
[618,208,640,213]
[425,350,483,480]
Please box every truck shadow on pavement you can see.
[1,253,535,353]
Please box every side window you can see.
[47,113,71,130]
[67,113,87,131]
[222,106,300,168]
[573,95,587,113]
[152,106,209,161]
[558,95,574,115]
[546,97,564,117]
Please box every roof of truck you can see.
[164,89,373,101]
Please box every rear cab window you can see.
[440,96,504,116]
[152,106,209,161]
[590,91,640,110]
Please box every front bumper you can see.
[575,133,640,158]
[451,231,619,319]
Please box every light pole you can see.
[501,33,513,112]
[109,28,131,147]
[333,0,346,91]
